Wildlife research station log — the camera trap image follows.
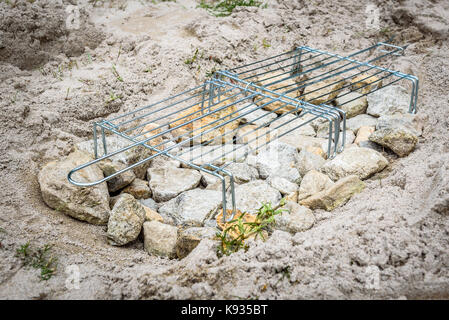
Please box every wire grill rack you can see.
[68,42,419,223]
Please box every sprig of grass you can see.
[16,242,58,281]
[185,48,200,65]
[111,65,124,82]
[198,0,263,17]
[262,38,271,48]
[106,91,123,103]
[216,199,287,256]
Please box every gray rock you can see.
[158,189,223,226]
[335,91,368,118]
[225,162,259,184]
[248,142,301,184]
[296,149,326,177]
[176,227,218,259]
[278,134,328,153]
[107,193,145,246]
[321,146,389,181]
[358,140,384,152]
[148,167,201,202]
[143,221,178,258]
[149,155,181,169]
[122,178,151,199]
[38,150,110,225]
[376,114,423,136]
[275,201,315,233]
[178,144,249,168]
[300,175,365,211]
[367,85,410,117]
[97,160,136,193]
[346,114,378,134]
[269,113,316,137]
[232,180,282,214]
[240,104,278,127]
[268,176,298,195]
[235,125,274,152]
[369,126,418,157]
[76,135,153,179]
[139,198,159,211]
[298,170,334,200]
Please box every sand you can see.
[0,0,448,299]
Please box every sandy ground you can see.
[0,0,448,299]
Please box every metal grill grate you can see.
[68,42,418,222]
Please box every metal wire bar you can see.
[68,42,418,224]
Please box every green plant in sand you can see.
[16,242,58,281]
[216,199,287,256]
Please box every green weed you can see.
[216,199,287,256]
[198,0,263,17]
[16,242,58,281]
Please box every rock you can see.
[350,75,382,94]
[122,178,151,199]
[337,130,356,149]
[139,198,159,211]
[107,193,145,245]
[178,144,249,168]
[300,175,365,211]
[140,122,165,150]
[278,134,328,154]
[358,140,384,152]
[268,176,298,195]
[285,191,298,202]
[200,172,222,187]
[346,114,378,134]
[148,167,201,202]
[335,91,368,118]
[97,160,136,193]
[354,126,375,146]
[240,105,278,127]
[232,180,282,214]
[158,189,223,226]
[225,162,259,184]
[304,77,345,104]
[168,99,240,145]
[317,128,355,146]
[248,142,301,184]
[376,114,423,136]
[298,170,334,201]
[142,205,164,223]
[275,201,315,233]
[149,155,181,169]
[143,221,178,258]
[321,146,388,181]
[296,149,326,177]
[369,126,418,157]
[38,150,110,225]
[180,239,219,270]
[269,113,316,137]
[235,125,275,152]
[109,195,120,209]
[191,100,240,145]
[367,85,410,117]
[205,176,230,191]
[254,71,300,114]
[76,135,153,180]
[176,227,218,259]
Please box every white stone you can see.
[148,167,201,202]
[158,189,223,226]
[321,146,388,181]
[367,85,411,117]
[107,193,145,246]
